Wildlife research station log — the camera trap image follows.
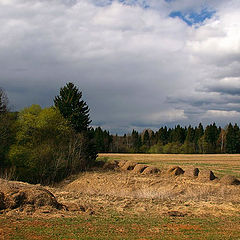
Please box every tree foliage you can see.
[9,105,91,184]
[0,88,17,170]
[54,82,91,132]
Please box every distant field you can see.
[98,153,240,178]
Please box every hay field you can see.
[1,154,240,239]
[99,153,240,178]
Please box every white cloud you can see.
[204,110,240,118]
[0,0,240,133]
[146,109,187,123]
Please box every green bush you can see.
[9,105,93,184]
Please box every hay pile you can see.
[103,160,119,170]
[167,166,184,176]
[184,168,199,177]
[219,175,240,185]
[132,164,148,174]
[142,166,160,174]
[0,178,63,212]
[198,170,216,181]
[118,160,127,168]
[121,161,137,171]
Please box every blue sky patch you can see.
[170,8,216,26]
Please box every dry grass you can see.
[99,153,240,178]
[1,154,240,239]
[60,168,240,217]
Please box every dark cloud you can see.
[0,0,240,133]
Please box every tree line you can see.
[1,83,240,184]
[93,123,240,154]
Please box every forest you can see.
[95,122,240,154]
[1,83,240,184]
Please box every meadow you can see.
[1,154,240,239]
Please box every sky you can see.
[1,0,240,134]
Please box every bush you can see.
[9,105,93,184]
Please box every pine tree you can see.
[183,125,195,153]
[170,125,186,144]
[54,82,91,132]
[194,123,204,153]
[203,123,219,153]
[185,125,195,142]
[233,124,240,153]
[143,130,150,147]
[226,123,235,153]
[131,129,142,152]
[54,83,97,166]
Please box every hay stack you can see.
[193,168,200,177]
[198,170,216,181]
[103,160,119,170]
[118,160,127,168]
[168,166,184,176]
[0,179,63,211]
[142,166,160,174]
[121,161,137,171]
[132,164,148,174]
[184,168,199,177]
[219,175,240,185]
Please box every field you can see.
[1,154,240,239]
[99,153,240,178]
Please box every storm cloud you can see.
[1,0,240,133]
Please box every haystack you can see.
[103,160,119,170]
[167,166,184,176]
[219,175,240,185]
[0,179,63,211]
[198,170,216,181]
[121,161,137,171]
[142,166,160,174]
[184,168,199,177]
[132,164,148,174]
[118,160,127,168]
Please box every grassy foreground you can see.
[1,212,240,240]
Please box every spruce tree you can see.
[54,82,97,166]
[233,124,240,153]
[203,123,219,153]
[226,123,235,153]
[54,82,91,132]
[143,130,150,147]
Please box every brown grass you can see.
[1,154,240,239]
[61,169,240,217]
